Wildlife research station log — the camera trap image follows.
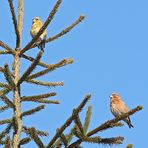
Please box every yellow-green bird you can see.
[30,17,47,51]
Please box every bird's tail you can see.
[125,117,134,128]
[38,40,45,51]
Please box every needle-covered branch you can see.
[0,123,12,141]
[74,114,84,135]
[21,105,45,118]
[22,53,50,68]
[26,99,60,104]
[18,50,43,85]
[68,135,124,148]
[68,106,142,147]
[0,82,11,89]
[72,127,84,139]
[19,137,31,146]
[87,106,142,135]
[4,136,11,148]
[59,133,68,147]
[0,105,10,113]
[0,95,14,109]
[8,0,20,48]
[46,15,85,43]
[0,50,11,55]
[0,41,15,55]
[26,128,45,148]
[26,79,64,87]
[0,67,5,73]
[21,92,56,101]
[21,0,62,54]
[18,0,24,45]
[126,144,133,148]
[81,136,124,146]
[4,64,15,89]
[0,88,10,96]
[83,105,92,133]
[66,126,76,145]
[0,118,12,125]
[52,125,76,148]
[23,126,49,137]
[46,94,91,148]
[28,58,73,79]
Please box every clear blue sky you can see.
[0,0,147,147]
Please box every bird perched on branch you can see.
[110,92,134,128]
[30,17,47,51]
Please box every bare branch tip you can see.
[137,105,143,110]
[80,14,85,20]
[85,94,91,100]
[4,64,8,68]
[67,58,74,64]
[56,101,60,104]
[60,81,64,86]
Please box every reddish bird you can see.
[110,93,134,128]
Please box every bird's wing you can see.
[116,100,129,114]
[40,31,47,41]
[110,103,121,117]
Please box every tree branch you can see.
[0,105,10,113]
[0,123,12,141]
[0,41,15,54]
[27,99,60,104]
[4,64,15,89]
[81,136,124,146]
[83,105,92,133]
[21,92,59,104]
[46,15,85,43]
[87,106,142,135]
[0,50,11,55]
[28,58,73,79]
[23,126,49,137]
[21,92,56,101]
[0,119,12,125]
[0,82,11,89]
[52,125,76,147]
[21,105,45,118]
[4,136,11,148]
[19,137,31,146]
[21,53,50,68]
[26,128,45,148]
[0,88,10,96]
[68,106,143,147]
[0,67,5,73]
[26,79,64,87]
[8,0,20,48]
[46,94,91,148]
[18,0,24,46]
[59,132,68,147]
[0,95,14,109]
[126,144,133,148]
[18,50,43,85]
[74,114,84,135]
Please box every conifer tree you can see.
[0,0,142,147]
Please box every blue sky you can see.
[0,0,147,147]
